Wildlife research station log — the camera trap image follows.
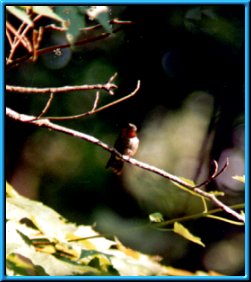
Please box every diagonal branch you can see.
[34,93,54,120]
[6,107,245,223]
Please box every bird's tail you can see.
[106,155,124,175]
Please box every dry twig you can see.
[6,25,124,69]
[35,93,54,120]
[45,80,141,121]
[6,81,117,96]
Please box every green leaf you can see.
[173,222,205,247]
[54,6,86,43]
[7,253,49,276]
[86,6,112,33]
[6,6,33,26]
[149,212,164,223]
[31,6,65,23]
[232,175,245,183]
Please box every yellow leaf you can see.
[6,182,19,198]
[115,238,140,259]
[172,177,195,189]
[173,222,205,247]
[35,244,56,254]
[209,190,225,196]
[232,175,245,183]
[55,243,79,259]
[171,177,204,198]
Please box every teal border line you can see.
[1,0,249,280]
[1,0,251,4]
[244,1,250,280]
[0,1,4,282]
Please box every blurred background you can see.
[6,5,245,275]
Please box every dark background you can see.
[6,5,245,275]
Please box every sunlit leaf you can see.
[34,244,56,255]
[7,253,49,276]
[174,177,195,188]
[86,6,112,33]
[173,222,205,247]
[208,190,225,196]
[67,225,115,251]
[6,182,19,198]
[55,242,79,259]
[7,185,221,276]
[149,212,164,223]
[6,6,33,26]
[7,191,76,239]
[171,177,203,198]
[6,221,29,256]
[31,6,65,23]
[232,175,245,183]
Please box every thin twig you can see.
[193,187,245,222]
[32,26,44,62]
[43,24,67,32]
[6,14,44,63]
[44,80,140,121]
[6,22,31,55]
[81,18,136,32]
[6,26,124,69]
[6,29,13,46]
[153,203,245,228]
[6,106,245,223]
[36,93,54,120]
[91,92,100,112]
[67,234,112,242]
[7,20,32,63]
[6,82,117,95]
[193,159,229,188]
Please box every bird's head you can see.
[121,123,137,138]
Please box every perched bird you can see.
[106,123,139,175]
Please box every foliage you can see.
[6,182,227,277]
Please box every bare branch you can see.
[6,29,13,46]
[35,93,54,120]
[6,21,32,61]
[91,92,100,112]
[6,14,44,64]
[6,19,34,63]
[6,82,117,95]
[44,80,141,121]
[32,26,44,62]
[7,26,124,69]
[193,159,229,188]
[6,106,245,223]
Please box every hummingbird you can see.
[106,123,139,175]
